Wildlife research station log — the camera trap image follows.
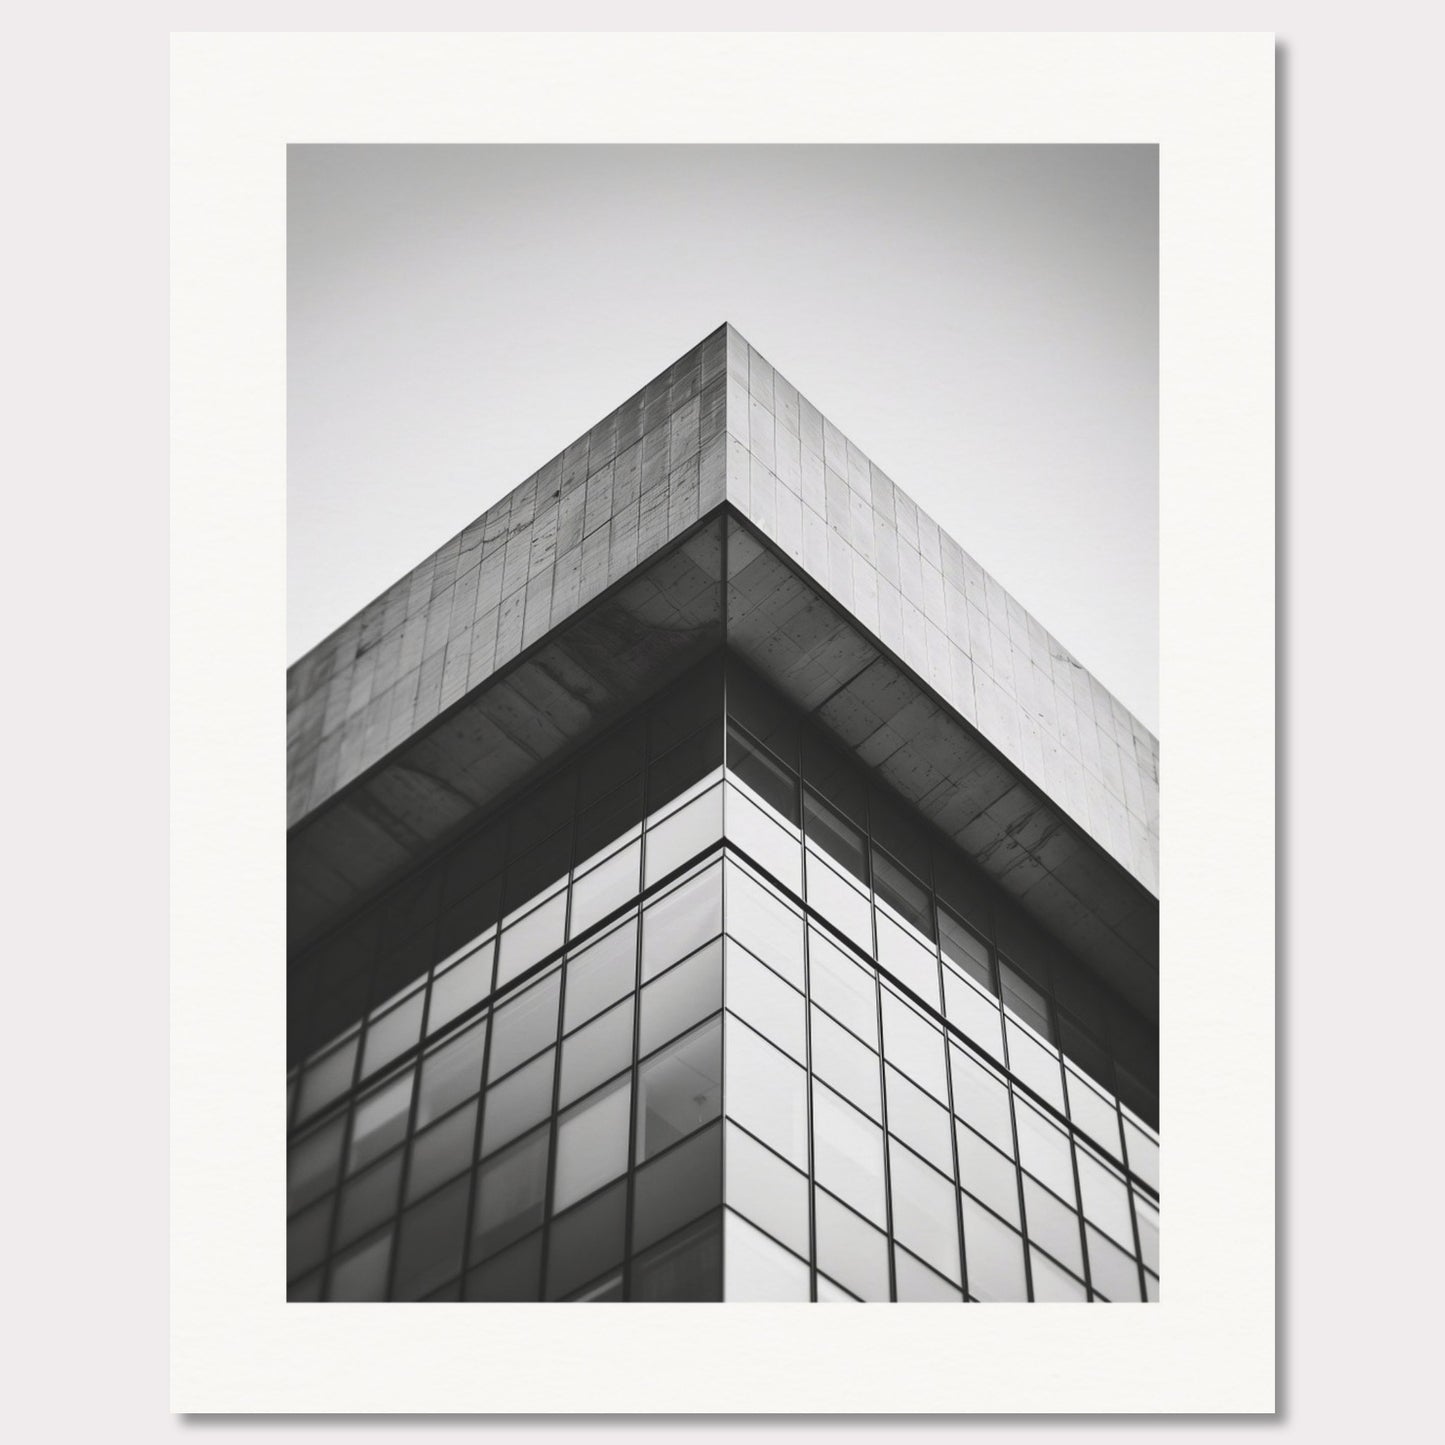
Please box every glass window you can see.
[723,1122,809,1260]
[496,891,568,989]
[644,784,723,887]
[1005,1021,1065,1112]
[633,1120,723,1254]
[802,790,867,884]
[726,723,798,823]
[648,723,724,814]
[415,1017,486,1128]
[553,1074,631,1212]
[406,1098,478,1204]
[576,775,644,862]
[938,910,993,993]
[724,1017,808,1170]
[1123,1118,1160,1193]
[288,1115,345,1216]
[805,851,873,950]
[569,839,640,938]
[724,864,804,990]
[999,960,1053,1042]
[579,717,645,810]
[632,1211,722,1302]
[348,1068,413,1174]
[547,1178,627,1301]
[558,996,634,1108]
[568,1271,624,1303]
[1014,1098,1076,1202]
[329,1229,390,1302]
[393,1175,468,1300]
[813,1080,887,1225]
[884,1066,954,1176]
[296,1039,358,1126]
[1022,1176,1084,1276]
[638,939,722,1057]
[471,1123,549,1261]
[956,1121,1021,1229]
[563,917,637,1032]
[287,1270,323,1303]
[949,1044,1015,1155]
[1135,1193,1160,1275]
[962,1195,1028,1302]
[426,943,493,1035]
[872,847,934,940]
[816,1274,859,1303]
[1066,1067,1123,1161]
[361,989,426,1077]
[1030,1247,1087,1302]
[726,663,797,766]
[894,1245,963,1303]
[1076,1146,1134,1249]
[814,1188,890,1302]
[808,929,879,1045]
[640,863,721,981]
[1087,1223,1143,1301]
[942,965,1005,1059]
[636,1015,723,1162]
[504,833,571,916]
[487,968,561,1080]
[809,1006,881,1120]
[287,1197,332,1282]
[725,941,805,1062]
[889,1140,962,1284]
[480,1048,554,1157]
[465,1229,541,1302]
[875,913,942,1008]
[724,783,802,893]
[336,1151,403,1249]
[724,1209,810,1302]
[879,988,948,1102]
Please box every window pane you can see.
[876,913,941,1008]
[636,1015,723,1162]
[724,783,802,893]
[393,1175,468,1300]
[938,910,993,992]
[727,723,798,822]
[1022,1176,1084,1276]
[426,944,493,1034]
[1123,1119,1160,1192]
[644,784,723,887]
[1066,1067,1123,1161]
[885,1066,954,1176]
[809,1006,881,1121]
[808,929,879,1046]
[888,1140,961,1284]
[1076,1146,1134,1248]
[558,996,634,1108]
[348,1069,413,1174]
[472,1124,549,1261]
[288,1115,345,1216]
[895,1245,963,1303]
[633,1119,723,1253]
[487,969,561,1080]
[638,939,722,1057]
[465,1229,541,1302]
[1014,1098,1076,1202]
[942,966,1005,1059]
[962,1196,1028,1302]
[329,1229,390,1301]
[999,960,1053,1042]
[724,864,804,989]
[406,1098,478,1204]
[1135,1194,1160,1274]
[805,851,873,950]
[950,1044,1015,1155]
[724,1210,810,1302]
[1030,1246,1087,1302]
[632,1212,722,1302]
[956,1121,1021,1228]
[362,990,425,1077]
[1005,1021,1065,1112]
[813,1081,886,1225]
[640,863,721,981]
[880,988,948,1101]
[287,1197,332,1282]
[563,918,637,1032]
[480,1048,555,1156]
[802,790,867,883]
[415,1017,486,1128]
[1087,1223,1143,1301]
[816,1274,859,1303]
[725,941,805,1062]
[570,839,640,938]
[723,1122,809,1260]
[496,891,568,989]
[568,1271,624,1303]
[554,1074,631,1212]
[336,1151,403,1249]
[547,1178,627,1300]
[872,848,933,939]
[724,1017,808,1170]
[814,1189,889,1302]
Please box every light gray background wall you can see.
[289,144,1158,732]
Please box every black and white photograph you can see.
[285,143,1161,1306]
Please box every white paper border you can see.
[171,31,1274,1414]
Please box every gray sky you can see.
[289,144,1157,732]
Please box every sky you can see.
[289,144,1158,732]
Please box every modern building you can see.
[285,323,1160,1303]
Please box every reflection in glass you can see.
[638,940,722,1058]
[426,944,493,1034]
[487,969,561,1079]
[336,1151,402,1249]
[406,1098,478,1203]
[1014,1098,1076,1202]
[724,783,802,893]
[938,910,993,993]
[876,913,941,1008]
[472,1124,549,1261]
[563,918,637,1032]
[636,1015,723,1161]
[999,961,1053,1042]
[296,1035,357,1122]
[1005,1021,1065,1112]
[880,988,948,1101]
[949,1044,1015,1155]
[812,1081,886,1225]
[942,965,1005,1059]
[632,1212,722,1302]
[553,1074,631,1213]
[349,1069,413,1174]
[724,864,804,989]
[644,784,723,887]
[724,1017,807,1170]
[726,723,798,822]
[547,1178,627,1300]
[1087,1223,1143,1301]
[496,891,568,990]
[1066,1067,1123,1160]
[362,989,426,1077]
[884,1066,954,1176]
[558,996,634,1108]
[808,929,879,1046]
[1029,1246,1087,1302]
[329,1229,390,1302]
[640,863,721,981]
[288,1115,345,1216]
[724,1209,810,1302]
[415,1017,486,1128]
[633,1120,723,1254]
[723,1122,809,1260]
[872,848,934,939]
[814,1188,890,1302]
[480,1048,554,1156]
[802,790,867,883]
[725,941,805,1062]
[956,1121,1021,1228]
[962,1195,1028,1302]
[805,850,873,949]
[1021,1176,1084,1276]
[393,1175,469,1300]
[569,839,641,938]
[1075,1146,1134,1248]
[809,1006,881,1120]
[888,1139,961,1284]
[465,1230,541,1301]
[894,1245,963,1303]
